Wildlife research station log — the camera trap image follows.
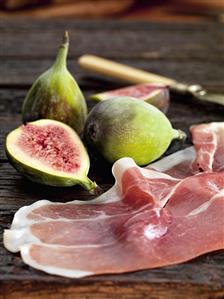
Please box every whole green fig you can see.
[84,97,185,166]
[22,32,87,134]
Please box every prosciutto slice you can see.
[3,123,224,278]
[191,123,224,172]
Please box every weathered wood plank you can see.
[1,58,224,86]
[1,20,223,58]
[1,20,223,87]
[1,273,223,299]
[1,19,224,32]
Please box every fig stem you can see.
[173,129,186,141]
[62,30,69,46]
[53,31,69,70]
[80,178,99,193]
[90,185,103,195]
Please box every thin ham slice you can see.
[191,123,224,172]
[3,123,224,278]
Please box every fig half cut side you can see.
[5,119,97,192]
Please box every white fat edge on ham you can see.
[4,227,40,253]
[147,146,195,172]
[20,244,93,278]
[187,189,224,217]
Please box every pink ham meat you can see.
[3,123,224,278]
[150,122,224,176]
[191,123,224,172]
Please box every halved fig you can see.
[91,83,170,113]
[5,119,97,191]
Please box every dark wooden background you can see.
[0,19,224,299]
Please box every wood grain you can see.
[1,20,223,88]
[1,20,223,59]
[0,19,224,299]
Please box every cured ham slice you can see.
[3,122,224,278]
[191,123,224,172]
[150,122,224,176]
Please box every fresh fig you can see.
[84,97,185,166]
[91,83,170,113]
[22,32,87,134]
[5,119,97,191]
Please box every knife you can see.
[78,55,224,105]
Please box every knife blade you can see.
[78,55,224,105]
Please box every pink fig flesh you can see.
[91,83,170,113]
[18,123,81,173]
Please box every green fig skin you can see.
[6,151,96,191]
[5,119,97,192]
[84,97,184,166]
[22,32,87,135]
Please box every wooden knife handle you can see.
[78,55,176,86]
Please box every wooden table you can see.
[0,19,224,299]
